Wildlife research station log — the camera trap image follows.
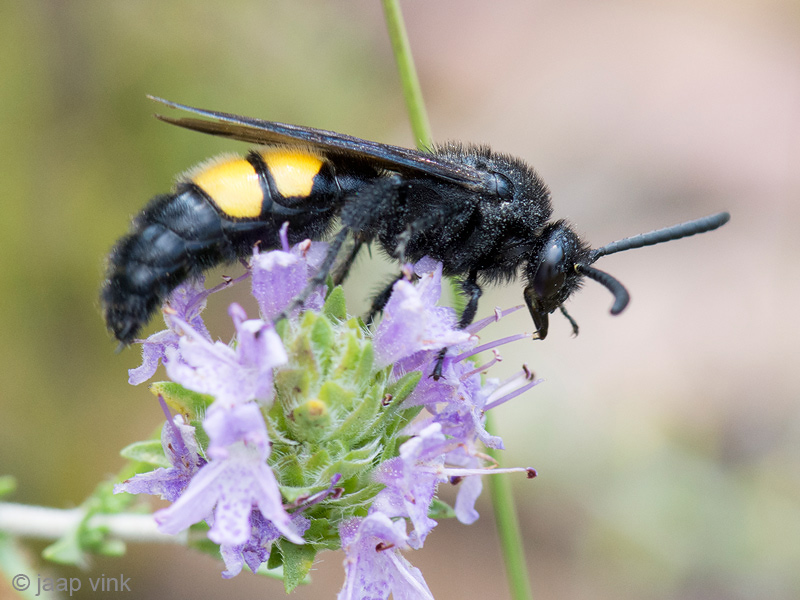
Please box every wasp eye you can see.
[532,242,566,299]
[491,172,514,199]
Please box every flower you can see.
[154,402,303,547]
[250,223,328,320]
[220,510,310,578]
[371,423,450,548]
[128,277,211,385]
[114,397,205,502]
[164,303,287,409]
[372,259,472,369]
[338,513,434,600]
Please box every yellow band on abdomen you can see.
[260,147,324,198]
[191,156,263,218]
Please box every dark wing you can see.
[149,96,487,190]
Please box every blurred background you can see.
[1,1,798,599]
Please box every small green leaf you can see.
[429,498,456,519]
[322,285,347,321]
[266,544,283,570]
[119,440,169,468]
[279,541,316,592]
[150,382,213,419]
[42,528,86,566]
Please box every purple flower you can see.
[372,260,472,369]
[396,309,542,525]
[220,511,310,578]
[128,278,211,385]
[164,303,287,409]
[338,513,433,600]
[154,402,303,547]
[251,224,328,320]
[114,402,205,502]
[372,424,451,548]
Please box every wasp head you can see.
[523,211,730,339]
[523,221,591,339]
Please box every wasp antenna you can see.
[575,264,630,315]
[590,212,730,262]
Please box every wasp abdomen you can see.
[102,186,236,343]
[102,146,350,344]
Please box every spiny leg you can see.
[365,273,404,326]
[332,239,363,286]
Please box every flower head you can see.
[116,241,540,595]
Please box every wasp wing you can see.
[149,96,487,190]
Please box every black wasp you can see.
[102,96,729,363]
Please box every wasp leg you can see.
[559,305,579,336]
[432,270,481,381]
[364,273,405,325]
[458,271,483,328]
[332,239,363,286]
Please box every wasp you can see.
[102,97,729,358]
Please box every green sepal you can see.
[310,312,336,370]
[333,387,381,444]
[322,285,347,321]
[278,540,317,593]
[428,498,457,519]
[119,440,170,468]
[303,518,340,549]
[352,339,374,385]
[385,370,422,405]
[149,381,213,420]
[291,399,332,442]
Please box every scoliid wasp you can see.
[102,97,729,371]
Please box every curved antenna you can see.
[575,264,630,315]
[590,212,730,263]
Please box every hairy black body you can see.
[102,97,729,352]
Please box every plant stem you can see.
[381,0,433,151]
[486,412,535,600]
[0,502,184,544]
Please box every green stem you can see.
[486,412,535,600]
[381,0,433,151]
